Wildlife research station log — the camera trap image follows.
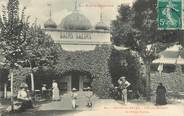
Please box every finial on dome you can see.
[44,3,57,29]
[74,0,79,11]
[95,6,109,30]
[48,3,52,19]
[100,6,103,22]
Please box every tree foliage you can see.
[111,0,183,100]
[0,0,28,68]
[0,0,59,93]
[20,25,59,70]
[0,0,58,70]
[111,0,181,61]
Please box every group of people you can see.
[41,80,60,101]
[14,80,60,111]
[116,76,167,105]
[15,80,93,111]
[71,87,93,109]
[12,77,167,111]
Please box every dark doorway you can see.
[61,70,92,91]
[71,74,79,90]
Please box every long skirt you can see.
[156,94,167,105]
[72,99,76,109]
[52,88,60,100]
[17,99,33,110]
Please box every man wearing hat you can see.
[118,76,131,104]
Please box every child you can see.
[85,87,93,108]
[41,84,47,99]
[71,88,78,109]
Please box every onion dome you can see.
[44,4,57,29]
[60,0,92,30]
[95,7,109,30]
[44,18,57,28]
[95,21,109,30]
[60,12,92,30]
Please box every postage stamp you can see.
[157,0,182,30]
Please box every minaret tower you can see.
[95,6,109,30]
[44,3,57,29]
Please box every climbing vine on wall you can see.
[55,45,113,98]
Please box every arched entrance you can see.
[59,70,92,92]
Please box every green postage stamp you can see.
[157,0,182,30]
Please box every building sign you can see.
[157,0,182,30]
[45,30,111,45]
[60,31,92,40]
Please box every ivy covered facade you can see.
[38,1,148,99]
[53,45,113,98]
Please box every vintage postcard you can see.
[0,0,184,116]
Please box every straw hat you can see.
[115,86,118,89]
[72,88,77,91]
[20,83,28,88]
[86,87,91,90]
[120,76,126,80]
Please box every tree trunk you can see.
[145,61,151,101]
[10,70,14,111]
[30,72,34,91]
[4,83,7,99]
[28,60,34,92]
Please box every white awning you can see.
[152,44,184,65]
[113,45,128,51]
[152,58,184,64]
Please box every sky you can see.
[0,0,135,27]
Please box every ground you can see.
[1,92,184,116]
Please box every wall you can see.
[54,45,113,98]
[151,72,184,93]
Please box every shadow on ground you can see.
[1,110,80,116]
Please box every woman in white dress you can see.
[71,88,78,109]
[52,80,60,101]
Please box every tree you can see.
[19,24,59,92]
[0,0,29,110]
[111,0,181,100]
[0,0,59,110]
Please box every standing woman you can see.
[156,83,167,105]
[71,88,78,109]
[52,80,60,101]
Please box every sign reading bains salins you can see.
[60,31,92,40]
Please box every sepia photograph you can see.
[0,0,184,116]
